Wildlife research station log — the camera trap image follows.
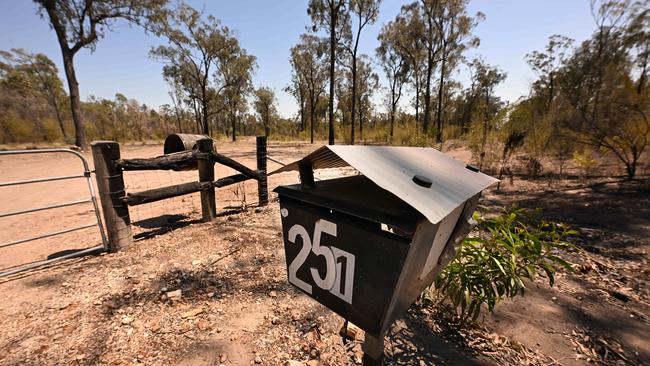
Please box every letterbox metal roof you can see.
[270,145,498,225]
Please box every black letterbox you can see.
[272,146,497,342]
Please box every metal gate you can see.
[0,148,107,277]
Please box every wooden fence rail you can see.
[92,136,268,251]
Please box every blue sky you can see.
[0,0,596,118]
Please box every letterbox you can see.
[271,146,497,340]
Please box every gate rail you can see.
[0,148,108,277]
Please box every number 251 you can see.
[287,219,355,304]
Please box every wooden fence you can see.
[91,136,268,252]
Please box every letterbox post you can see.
[196,138,216,221]
[298,160,315,188]
[91,141,133,252]
[256,136,268,206]
[362,334,384,365]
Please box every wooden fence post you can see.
[91,141,133,252]
[256,136,268,206]
[197,138,216,221]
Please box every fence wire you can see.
[122,168,259,230]
[122,170,202,227]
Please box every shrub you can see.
[572,150,599,177]
[430,209,576,324]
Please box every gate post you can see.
[256,136,268,206]
[91,141,133,252]
[197,138,216,221]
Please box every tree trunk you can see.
[436,47,446,143]
[201,89,209,136]
[423,53,433,135]
[49,94,67,141]
[626,162,636,180]
[61,50,87,149]
[231,107,237,142]
[328,1,337,145]
[351,56,357,145]
[389,105,395,143]
[414,75,420,128]
[359,105,364,141]
[299,90,306,132]
[310,103,316,144]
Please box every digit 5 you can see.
[310,219,337,291]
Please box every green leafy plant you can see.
[431,209,576,324]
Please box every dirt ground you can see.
[0,137,648,366]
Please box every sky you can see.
[0,0,597,118]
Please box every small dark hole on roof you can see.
[412,175,432,188]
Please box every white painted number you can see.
[286,218,356,304]
[288,224,313,294]
[310,220,337,291]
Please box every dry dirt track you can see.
[0,138,648,366]
[0,138,317,271]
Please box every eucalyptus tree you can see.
[526,35,575,111]
[390,7,426,127]
[409,0,443,135]
[521,35,574,160]
[34,0,167,149]
[339,0,381,144]
[151,4,240,136]
[289,34,329,143]
[165,76,186,133]
[254,86,278,137]
[548,0,649,179]
[0,49,69,140]
[397,0,481,138]
[625,0,650,93]
[355,56,379,140]
[284,71,307,132]
[219,48,256,141]
[433,0,482,142]
[308,0,348,144]
[377,23,410,142]
[468,58,506,169]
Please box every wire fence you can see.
[122,168,259,229]
[123,170,202,227]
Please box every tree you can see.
[339,0,381,144]
[391,7,426,127]
[308,0,347,145]
[151,4,241,136]
[284,70,308,132]
[467,58,506,169]
[516,35,575,165]
[433,0,482,142]
[290,34,328,143]
[220,48,256,141]
[0,49,69,141]
[625,0,650,93]
[377,23,410,142]
[34,0,166,149]
[414,0,443,135]
[542,0,649,179]
[254,87,278,137]
[399,0,481,138]
[355,56,379,140]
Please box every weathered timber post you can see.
[362,334,384,365]
[91,141,133,252]
[256,136,268,206]
[196,138,216,221]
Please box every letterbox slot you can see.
[278,195,412,243]
[274,175,423,237]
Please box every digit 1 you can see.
[330,247,355,304]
